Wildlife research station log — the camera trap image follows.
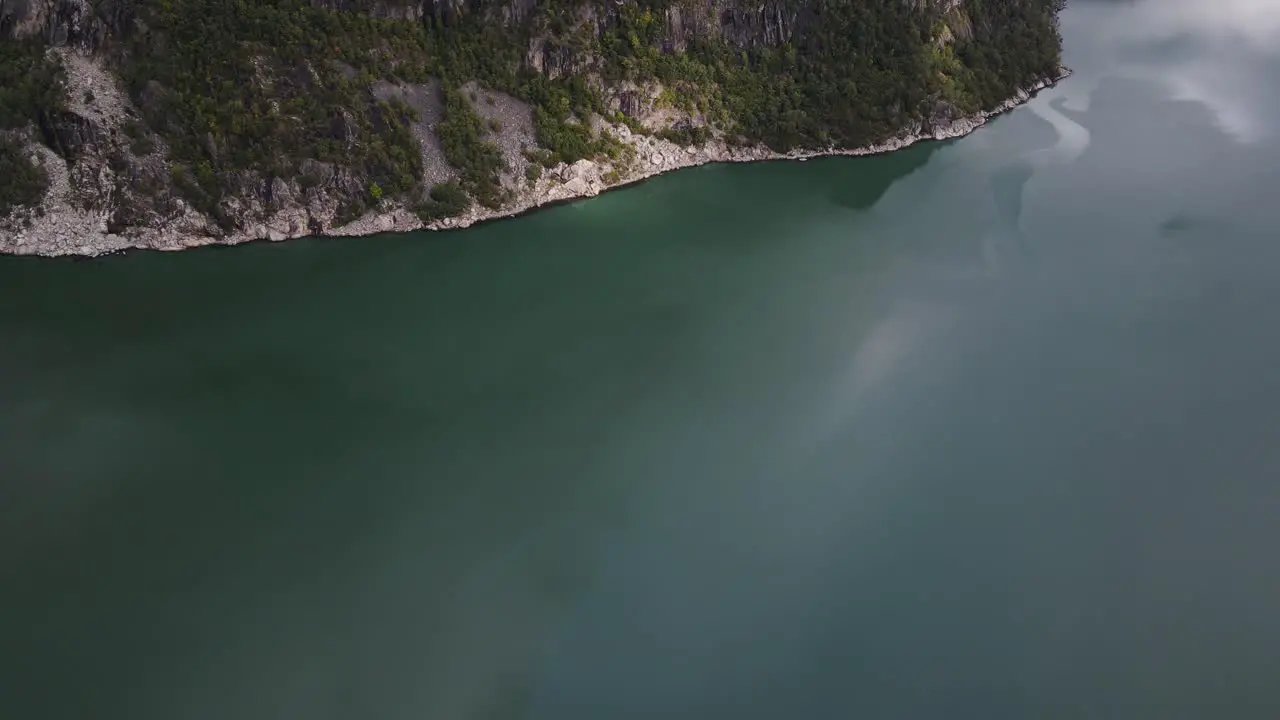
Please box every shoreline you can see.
[436,70,1072,236]
[2,69,1070,258]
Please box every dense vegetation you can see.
[958,0,1067,107]
[0,42,66,131]
[414,181,471,223]
[0,43,63,213]
[584,0,1065,149]
[436,87,508,209]
[120,0,429,225]
[0,137,50,217]
[0,0,1063,225]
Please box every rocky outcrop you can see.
[0,0,126,48]
[522,0,803,76]
[38,109,102,160]
[415,71,1070,234]
[1,67,1069,256]
[695,0,804,51]
[312,0,425,21]
[0,0,1066,255]
[422,0,470,25]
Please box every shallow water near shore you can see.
[5,2,1280,718]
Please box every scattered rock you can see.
[562,177,591,196]
[1,68,1069,256]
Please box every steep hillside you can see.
[0,0,1065,254]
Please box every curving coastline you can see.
[2,69,1069,258]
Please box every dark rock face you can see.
[526,35,603,79]
[498,0,537,25]
[0,0,44,40]
[106,156,173,232]
[422,0,470,25]
[38,109,103,161]
[617,90,642,118]
[301,0,809,42]
[922,99,962,135]
[0,0,126,48]
[662,0,805,52]
[717,0,806,49]
[311,0,425,21]
[520,0,812,79]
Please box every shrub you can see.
[415,181,470,223]
[437,86,508,208]
[0,137,48,216]
[0,43,64,130]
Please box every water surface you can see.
[4,2,1280,717]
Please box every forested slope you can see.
[0,0,1065,252]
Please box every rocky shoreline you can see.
[1,69,1069,258]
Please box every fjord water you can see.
[5,1,1280,717]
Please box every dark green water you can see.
[5,2,1280,717]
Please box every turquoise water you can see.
[4,2,1280,717]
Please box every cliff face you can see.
[0,0,119,48]
[0,0,1065,255]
